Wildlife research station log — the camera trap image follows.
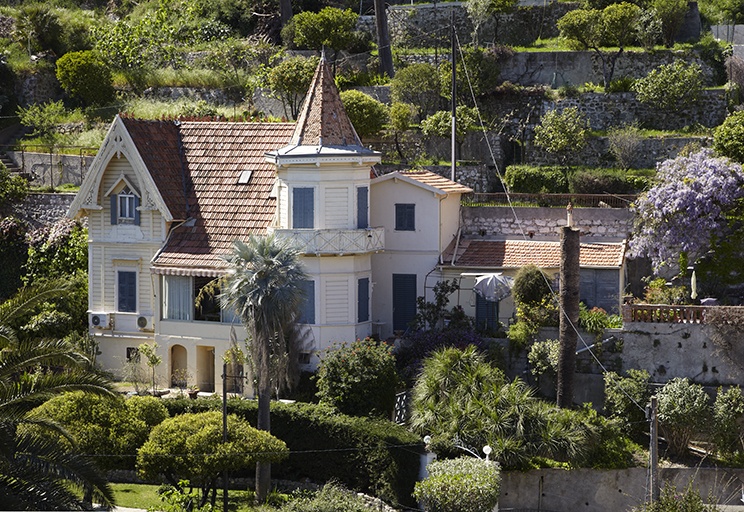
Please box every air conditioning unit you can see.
[90,312,110,329]
[137,315,155,331]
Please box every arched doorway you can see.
[170,344,187,388]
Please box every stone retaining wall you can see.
[2,193,76,229]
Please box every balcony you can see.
[270,227,384,255]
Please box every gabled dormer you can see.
[265,54,382,249]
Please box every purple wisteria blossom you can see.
[630,148,744,273]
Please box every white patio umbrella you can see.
[473,273,514,302]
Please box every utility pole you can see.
[375,0,395,78]
[557,205,580,409]
[450,8,456,182]
[648,396,659,503]
[222,363,228,512]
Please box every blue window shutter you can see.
[111,193,118,225]
[357,187,368,229]
[475,295,497,332]
[298,280,315,324]
[392,274,417,331]
[395,204,415,231]
[358,277,369,323]
[118,271,137,312]
[134,196,140,225]
[293,188,314,229]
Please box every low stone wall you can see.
[500,467,744,512]
[460,206,635,239]
[2,193,76,229]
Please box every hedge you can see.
[162,398,423,508]
[505,165,652,194]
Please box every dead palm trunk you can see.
[557,222,580,408]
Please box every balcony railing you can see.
[271,227,384,255]
[622,304,707,324]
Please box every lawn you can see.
[111,483,279,512]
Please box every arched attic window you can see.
[105,176,141,226]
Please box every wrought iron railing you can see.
[0,144,97,188]
[462,192,637,208]
[270,227,385,255]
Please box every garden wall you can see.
[1,192,76,229]
[499,467,744,512]
[460,206,635,239]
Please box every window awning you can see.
[151,266,226,278]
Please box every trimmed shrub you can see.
[504,165,569,193]
[56,50,115,107]
[604,369,652,439]
[316,338,398,418]
[714,110,744,164]
[162,399,422,507]
[339,90,387,138]
[568,168,632,194]
[28,392,168,471]
[414,457,501,512]
[138,411,287,501]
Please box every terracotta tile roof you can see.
[122,118,189,220]
[289,56,361,147]
[400,169,473,194]
[123,119,294,270]
[441,239,626,268]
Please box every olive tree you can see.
[268,55,318,120]
[558,2,641,89]
[390,63,440,121]
[656,378,709,457]
[292,8,359,72]
[533,106,588,166]
[137,411,288,507]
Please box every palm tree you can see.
[220,234,308,502]
[0,280,117,510]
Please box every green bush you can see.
[528,338,559,381]
[632,59,703,113]
[162,399,422,507]
[390,63,440,121]
[653,0,688,47]
[504,165,569,193]
[0,165,28,209]
[714,111,744,163]
[413,457,501,512]
[24,218,87,286]
[604,369,651,439]
[533,106,588,165]
[512,264,552,306]
[56,50,115,107]
[339,90,387,138]
[268,55,319,120]
[608,122,642,170]
[657,378,710,457]
[712,386,744,456]
[138,411,288,504]
[28,392,168,471]
[569,168,636,194]
[282,482,371,512]
[16,100,67,138]
[633,480,719,512]
[315,338,398,418]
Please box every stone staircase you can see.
[0,151,19,173]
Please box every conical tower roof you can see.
[290,54,361,147]
[265,53,379,165]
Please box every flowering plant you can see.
[630,149,744,277]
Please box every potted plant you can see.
[187,385,199,399]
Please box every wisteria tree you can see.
[630,149,744,282]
